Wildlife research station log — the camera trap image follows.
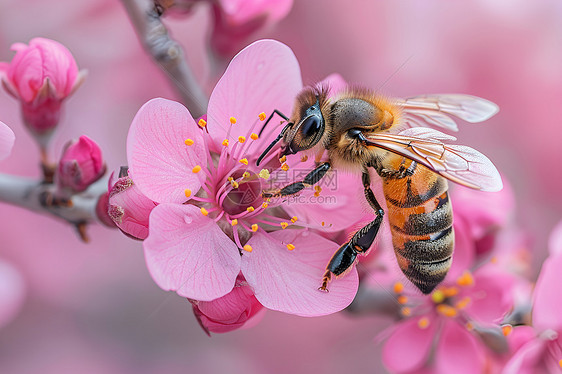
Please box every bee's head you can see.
[280,99,325,157]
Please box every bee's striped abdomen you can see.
[382,164,454,294]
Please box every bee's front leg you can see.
[262,162,331,198]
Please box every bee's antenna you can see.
[258,109,290,137]
[256,122,292,166]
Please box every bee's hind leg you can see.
[262,162,331,198]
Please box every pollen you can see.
[231,219,238,226]
[455,296,471,310]
[442,286,459,298]
[258,169,270,180]
[397,295,408,304]
[466,322,474,331]
[279,155,287,163]
[229,117,237,125]
[393,282,404,294]
[251,224,259,232]
[247,206,255,212]
[192,165,202,173]
[431,290,445,304]
[258,112,266,121]
[222,139,229,147]
[230,180,239,189]
[290,216,298,223]
[243,244,253,252]
[239,158,248,165]
[242,171,251,179]
[250,133,259,140]
[400,307,411,317]
[227,176,234,182]
[301,155,308,162]
[184,138,194,146]
[198,118,207,128]
[490,256,498,264]
[456,271,475,287]
[436,304,457,318]
[200,207,209,216]
[558,359,562,369]
[314,186,322,197]
[417,317,430,329]
[184,189,192,198]
[280,222,289,229]
[238,136,246,143]
[262,202,268,209]
[281,163,289,171]
[501,324,513,337]
[321,221,325,226]
[286,244,295,251]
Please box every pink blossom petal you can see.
[241,230,358,316]
[502,338,547,374]
[218,0,293,24]
[316,73,347,99]
[548,220,562,256]
[207,39,302,150]
[127,98,206,204]
[0,121,15,160]
[446,214,475,280]
[532,251,562,331]
[144,204,240,301]
[434,320,485,374]
[382,317,438,373]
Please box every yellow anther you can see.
[184,189,192,198]
[184,138,194,146]
[321,221,325,226]
[279,155,287,163]
[250,133,259,140]
[258,112,266,121]
[442,286,459,298]
[200,207,209,216]
[290,216,298,223]
[280,222,289,229]
[393,282,404,294]
[418,317,430,329]
[243,244,253,252]
[314,186,322,197]
[231,219,238,226]
[466,322,474,331]
[300,155,308,162]
[397,295,408,304]
[238,136,246,143]
[251,224,259,232]
[192,165,202,173]
[281,163,289,171]
[258,169,270,180]
[247,206,255,212]
[227,176,234,182]
[431,290,445,304]
[455,296,471,310]
[456,271,475,287]
[198,118,207,127]
[262,202,268,209]
[490,256,498,264]
[558,359,562,369]
[222,139,229,147]
[436,304,458,318]
[286,244,295,251]
[230,180,239,189]
[501,324,513,337]
[242,171,251,179]
[239,158,248,165]
[229,117,237,125]
[400,307,411,317]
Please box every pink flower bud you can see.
[57,136,105,193]
[107,170,156,240]
[191,276,264,334]
[0,38,86,138]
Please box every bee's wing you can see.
[364,127,503,192]
[397,94,499,132]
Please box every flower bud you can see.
[107,169,156,240]
[57,136,105,193]
[191,276,264,334]
[0,38,86,142]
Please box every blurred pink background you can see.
[0,1,561,373]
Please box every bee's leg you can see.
[262,162,331,198]
[319,171,384,291]
[258,109,290,137]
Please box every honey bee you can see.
[256,86,502,294]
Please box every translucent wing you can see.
[396,94,499,132]
[364,127,503,192]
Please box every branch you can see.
[120,0,208,118]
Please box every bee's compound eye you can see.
[300,115,322,139]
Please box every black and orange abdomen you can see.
[381,159,454,294]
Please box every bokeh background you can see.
[0,0,561,373]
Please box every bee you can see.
[256,86,502,294]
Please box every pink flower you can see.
[0,37,86,140]
[56,136,106,193]
[191,275,264,334]
[0,121,15,161]
[126,40,358,316]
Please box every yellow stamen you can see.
[436,304,457,318]
[431,290,445,304]
[229,117,237,125]
[442,286,459,298]
[558,359,562,369]
[290,216,298,223]
[279,155,287,163]
[314,186,322,197]
[321,221,325,226]
[192,165,202,173]
[238,136,246,143]
[455,296,471,310]
[222,139,229,147]
[281,163,289,171]
[393,282,404,294]
[418,317,430,329]
[200,207,209,216]
[301,155,308,162]
[198,118,207,128]
[501,324,513,337]
[490,256,498,264]
[262,202,268,209]
[258,169,270,180]
[242,171,251,179]
[251,224,259,232]
[239,158,248,165]
[456,271,475,287]
[247,206,255,212]
[227,176,234,182]
[397,295,408,304]
[230,180,239,189]
[243,244,253,252]
[184,189,192,198]
[231,219,238,226]
[250,133,259,140]
[466,322,474,331]
[286,244,295,251]
[280,222,289,229]
[184,139,194,146]
[258,112,266,121]
[400,307,411,317]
